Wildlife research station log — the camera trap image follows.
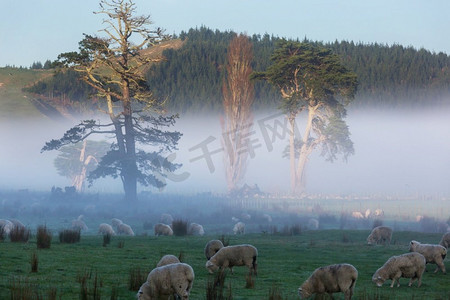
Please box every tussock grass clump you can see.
[31,252,38,273]
[268,284,286,300]
[77,269,102,300]
[172,219,188,236]
[58,229,80,244]
[36,225,52,249]
[0,226,6,241]
[219,234,230,247]
[245,274,254,289]
[9,276,42,300]
[102,233,111,247]
[206,270,232,300]
[128,267,146,291]
[10,226,31,243]
[117,240,125,248]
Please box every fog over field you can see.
[1,106,449,198]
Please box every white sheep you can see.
[98,223,116,236]
[154,223,173,236]
[9,219,25,230]
[298,263,358,300]
[188,223,204,236]
[0,219,13,235]
[409,240,447,273]
[160,213,174,225]
[206,244,258,275]
[157,254,180,267]
[204,239,224,260]
[117,223,135,236]
[233,222,245,235]
[439,232,450,249]
[137,263,194,300]
[372,252,426,288]
[351,211,364,219]
[307,218,319,230]
[374,208,384,217]
[367,226,393,245]
[71,215,88,231]
[111,218,123,230]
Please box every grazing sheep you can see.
[117,223,135,236]
[111,218,123,229]
[137,263,194,300]
[409,240,447,273]
[351,211,364,219]
[298,263,358,300]
[365,209,371,218]
[154,223,173,236]
[206,244,258,275]
[9,219,25,230]
[157,254,180,267]
[233,222,245,235]
[160,213,174,225]
[188,223,204,236]
[372,252,426,288]
[71,215,88,231]
[307,218,319,230]
[374,208,384,217]
[439,232,450,249]
[367,226,393,245]
[204,239,224,260]
[98,223,115,236]
[0,219,13,235]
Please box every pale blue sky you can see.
[1,0,449,67]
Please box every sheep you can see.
[409,240,447,273]
[298,263,358,300]
[98,223,115,236]
[188,223,204,236]
[71,215,88,231]
[307,218,319,230]
[160,213,174,225]
[111,218,123,229]
[0,219,13,235]
[233,222,245,235]
[154,223,173,236]
[372,252,426,288]
[137,263,194,300]
[374,208,384,217]
[351,211,364,219]
[204,239,224,260]
[206,244,258,275]
[117,223,135,236]
[439,232,450,249]
[367,226,393,245]
[9,219,25,230]
[157,254,180,267]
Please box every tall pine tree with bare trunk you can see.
[252,40,357,195]
[221,34,255,192]
[42,0,181,201]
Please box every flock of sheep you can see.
[2,215,450,299]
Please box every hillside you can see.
[0,67,53,120]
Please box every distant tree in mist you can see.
[252,40,358,195]
[221,34,255,192]
[54,140,110,192]
[42,0,181,201]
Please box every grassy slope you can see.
[0,230,448,299]
[0,67,53,120]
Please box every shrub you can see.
[31,252,38,273]
[58,229,80,244]
[36,225,52,249]
[172,219,188,236]
[10,226,31,243]
[128,267,146,291]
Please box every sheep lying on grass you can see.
[188,223,204,236]
[117,223,135,236]
[154,223,173,236]
[439,232,450,249]
[157,254,180,267]
[204,239,224,260]
[98,223,115,236]
[372,252,426,288]
[367,226,393,245]
[298,264,358,300]
[137,263,194,300]
[409,240,447,273]
[206,244,257,275]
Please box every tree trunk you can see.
[288,114,297,195]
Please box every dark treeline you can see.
[25,27,450,113]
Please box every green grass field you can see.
[0,230,448,299]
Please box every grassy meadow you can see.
[0,230,449,299]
